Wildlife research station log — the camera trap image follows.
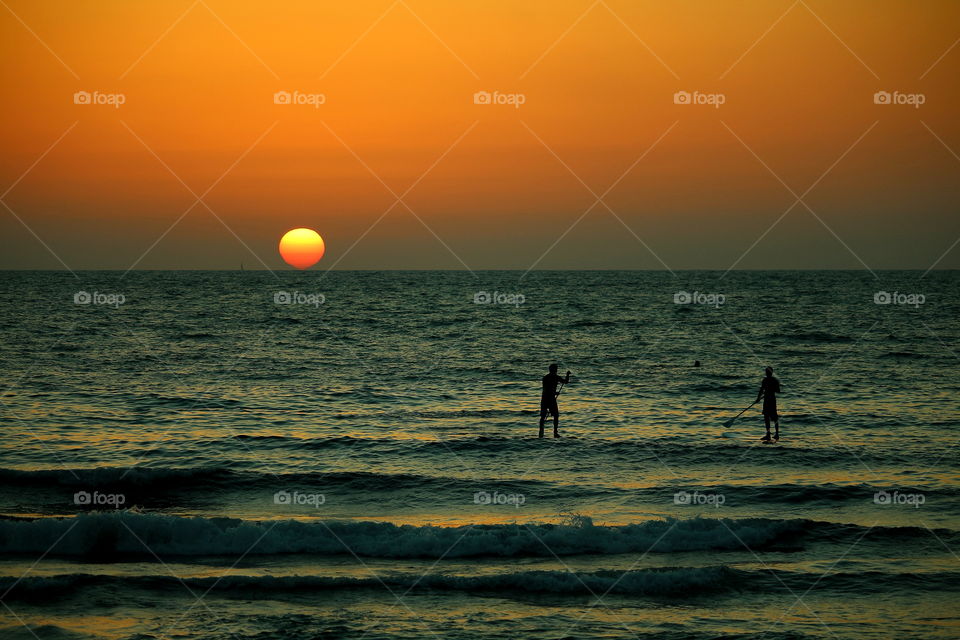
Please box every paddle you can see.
[556,370,571,397]
[723,399,758,429]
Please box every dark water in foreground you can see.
[0,270,958,639]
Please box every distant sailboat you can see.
[240,261,245,271]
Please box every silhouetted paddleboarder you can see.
[539,364,571,438]
[757,366,781,441]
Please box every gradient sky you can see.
[1,0,958,271]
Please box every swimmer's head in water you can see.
[765,366,774,376]
[549,364,558,373]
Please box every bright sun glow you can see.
[279,228,325,270]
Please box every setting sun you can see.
[279,228,325,270]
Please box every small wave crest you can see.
[0,513,806,558]
[2,513,952,559]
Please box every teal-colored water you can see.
[1,270,957,639]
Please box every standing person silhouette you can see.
[756,366,781,441]
[539,364,571,438]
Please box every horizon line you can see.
[0,267,956,273]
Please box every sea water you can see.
[0,270,957,639]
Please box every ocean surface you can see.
[0,270,957,639]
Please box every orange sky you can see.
[1,0,958,270]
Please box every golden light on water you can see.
[279,228,325,270]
